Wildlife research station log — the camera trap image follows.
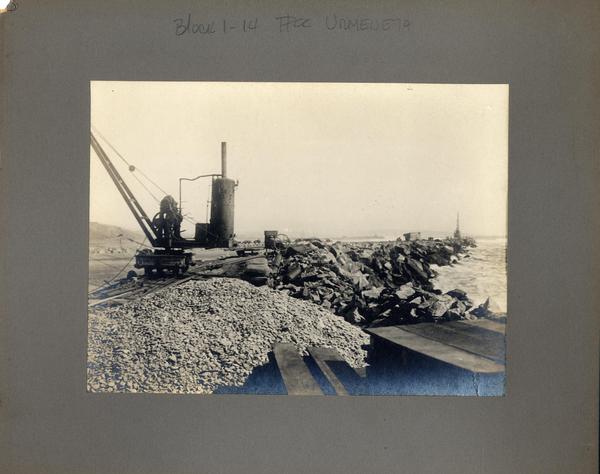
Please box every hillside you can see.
[89,222,146,249]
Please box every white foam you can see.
[432,238,507,313]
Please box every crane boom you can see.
[90,132,245,277]
[90,132,159,247]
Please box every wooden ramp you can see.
[272,343,322,395]
[272,343,363,395]
[365,320,506,374]
[307,346,367,396]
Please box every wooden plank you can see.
[453,319,506,334]
[273,343,323,395]
[365,326,505,373]
[400,322,505,363]
[307,347,351,395]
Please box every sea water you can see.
[432,237,507,314]
[339,235,508,314]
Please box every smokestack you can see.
[221,141,227,178]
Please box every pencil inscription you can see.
[173,14,411,36]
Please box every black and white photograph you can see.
[87,81,508,395]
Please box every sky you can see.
[90,81,508,239]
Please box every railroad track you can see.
[88,254,268,308]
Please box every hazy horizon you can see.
[89,219,505,242]
[90,82,508,239]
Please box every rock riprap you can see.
[87,278,369,393]
[268,237,489,326]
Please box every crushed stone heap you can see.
[87,278,369,393]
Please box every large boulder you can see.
[284,243,317,257]
[429,294,455,319]
[395,283,416,300]
[362,287,384,301]
[446,288,468,300]
[404,258,429,283]
[469,298,492,317]
[350,272,370,291]
[343,306,365,325]
[284,263,302,282]
[470,297,503,318]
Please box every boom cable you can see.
[130,172,161,203]
[136,168,170,197]
[91,125,171,197]
[91,126,201,230]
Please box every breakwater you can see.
[267,237,497,327]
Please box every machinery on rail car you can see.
[90,132,240,276]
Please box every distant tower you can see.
[454,212,462,239]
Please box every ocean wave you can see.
[432,238,507,313]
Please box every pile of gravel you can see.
[87,278,369,393]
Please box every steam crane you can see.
[90,131,238,277]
